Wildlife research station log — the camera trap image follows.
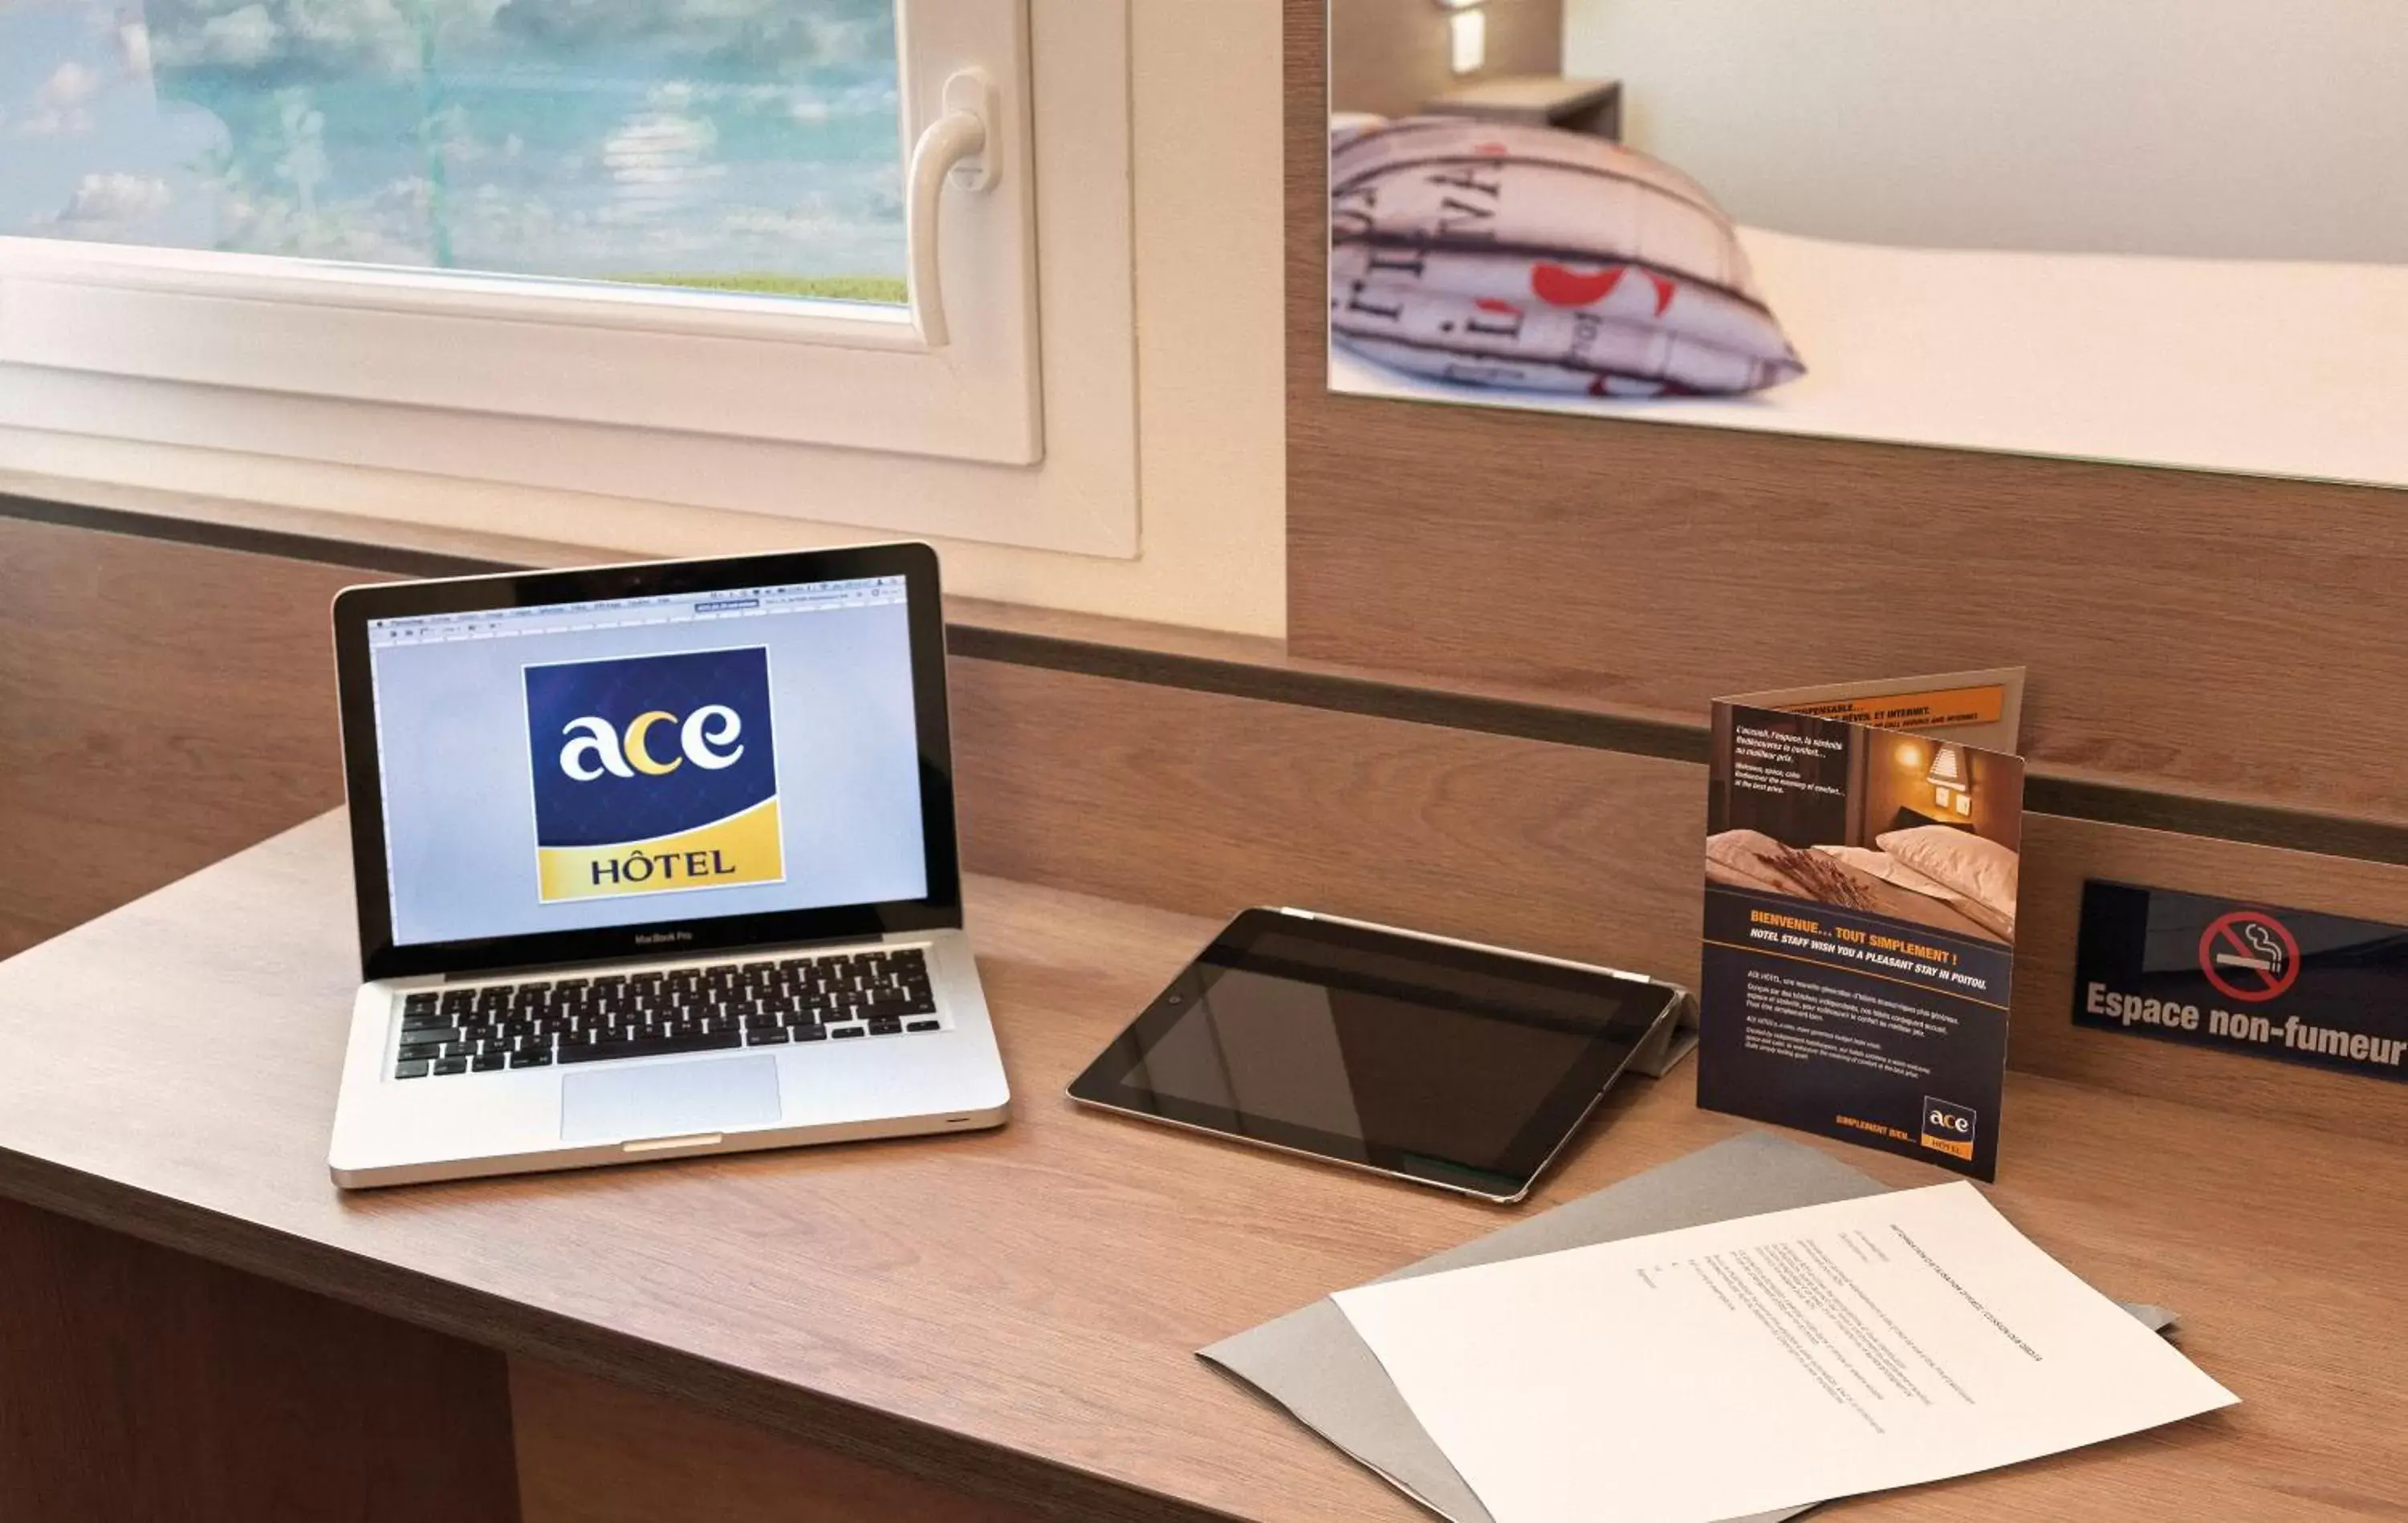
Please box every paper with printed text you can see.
[1333,1182,2234,1523]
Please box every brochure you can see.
[1698,669,2028,1180]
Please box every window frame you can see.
[0,0,1117,510]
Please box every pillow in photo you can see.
[1875,826,2020,924]
[1329,116,1804,396]
[1812,844,1962,902]
[1706,829,1794,894]
[1706,831,1877,912]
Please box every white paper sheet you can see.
[1332,1182,2235,1523]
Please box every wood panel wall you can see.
[1284,0,2408,829]
[950,659,2408,1151]
[6,506,2406,1141]
[0,514,385,957]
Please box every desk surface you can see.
[0,814,2402,1521]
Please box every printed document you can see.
[1332,1181,2234,1523]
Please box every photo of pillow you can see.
[1875,826,2020,922]
[1706,830,1877,912]
[1329,117,1804,397]
[1707,855,1788,895]
[1706,828,1792,888]
[1812,844,1961,902]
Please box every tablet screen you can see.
[1068,910,1678,1200]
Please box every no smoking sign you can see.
[2077,882,2408,1083]
[2198,910,2300,1003]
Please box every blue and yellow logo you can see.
[523,648,783,903]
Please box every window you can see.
[0,1,1137,554]
[3,0,910,303]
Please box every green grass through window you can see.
[604,274,909,305]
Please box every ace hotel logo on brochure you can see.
[523,648,785,904]
[1919,1098,1977,1162]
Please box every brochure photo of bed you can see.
[1698,669,2026,1180]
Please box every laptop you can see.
[324,543,1010,1188]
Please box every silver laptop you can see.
[325,543,1009,1188]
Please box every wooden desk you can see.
[0,814,2402,1521]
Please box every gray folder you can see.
[1200,1133,2174,1523]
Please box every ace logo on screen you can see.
[523,648,784,903]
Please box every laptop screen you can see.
[363,575,928,948]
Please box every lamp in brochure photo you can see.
[1926,741,1972,816]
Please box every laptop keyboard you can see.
[393,947,939,1079]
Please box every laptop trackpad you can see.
[559,1058,783,1144]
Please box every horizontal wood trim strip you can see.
[953,630,2408,867]
[946,619,1709,762]
[9,492,2403,867]
[0,489,515,580]
[2020,776,2408,869]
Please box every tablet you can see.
[1067,908,1685,1203]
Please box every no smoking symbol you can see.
[2199,910,2300,1003]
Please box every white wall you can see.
[1564,0,2408,262]
[0,1,1288,636]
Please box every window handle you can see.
[905,68,998,351]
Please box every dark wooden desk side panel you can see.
[0,521,520,1521]
[0,1194,518,1523]
[0,515,382,957]
[510,1359,1047,1523]
[1282,0,2408,824]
